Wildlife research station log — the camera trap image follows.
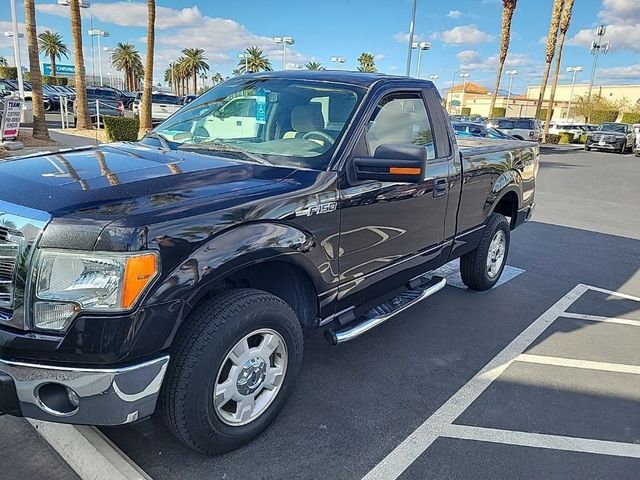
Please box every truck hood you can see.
[0,142,295,222]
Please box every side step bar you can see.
[325,276,447,345]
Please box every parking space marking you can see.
[560,312,640,327]
[440,424,640,459]
[433,261,525,289]
[362,284,589,480]
[517,353,640,375]
[586,285,640,302]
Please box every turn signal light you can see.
[122,254,159,309]
[389,167,422,175]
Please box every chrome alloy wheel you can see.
[213,329,288,426]
[486,230,506,279]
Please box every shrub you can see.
[558,132,574,144]
[461,107,471,116]
[539,108,554,120]
[621,112,640,124]
[491,107,506,118]
[589,110,618,124]
[576,134,588,144]
[0,66,17,79]
[103,116,140,142]
[545,134,560,144]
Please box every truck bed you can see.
[456,137,539,157]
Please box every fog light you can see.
[65,387,80,408]
[33,302,78,330]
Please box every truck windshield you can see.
[155,77,365,170]
[597,123,626,133]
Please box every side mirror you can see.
[353,143,427,183]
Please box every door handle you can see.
[236,120,242,126]
[434,178,447,198]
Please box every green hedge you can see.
[0,66,17,79]
[558,132,574,144]
[545,134,560,144]
[621,112,640,124]
[575,133,588,144]
[540,108,554,120]
[461,107,471,116]
[42,76,69,86]
[103,116,140,142]
[589,110,618,124]
[491,107,506,118]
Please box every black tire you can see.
[160,288,303,454]
[460,213,510,291]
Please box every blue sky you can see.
[1,0,639,93]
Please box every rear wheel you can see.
[160,288,303,454]
[460,213,510,291]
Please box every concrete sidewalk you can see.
[1,128,101,159]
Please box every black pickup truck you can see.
[0,71,537,454]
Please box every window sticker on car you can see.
[256,88,267,124]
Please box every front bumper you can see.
[586,138,624,150]
[0,355,169,425]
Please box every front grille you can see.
[0,226,20,320]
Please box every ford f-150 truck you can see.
[0,71,537,454]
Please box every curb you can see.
[28,420,151,480]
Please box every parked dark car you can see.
[0,71,538,454]
[183,94,198,105]
[0,79,51,110]
[584,122,636,153]
[73,86,125,126]
[452,122,515,139]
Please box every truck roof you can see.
[238,70,434,89]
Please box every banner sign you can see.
[1,97,23,141]
[43,63,75,76]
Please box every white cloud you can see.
[374,53,385,61]
[456,49,533,71]
[393,31,425,43]
[568,24,640,52]
[598,0,640,26]
[446,10,463,19]
[597,63,640,82]
[433,25,494,45]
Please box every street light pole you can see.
[88,29,109,86]
[429,74,439,86]
[505,69,518,114]
[587,25,609,103]
[405,0,417,77]
[273,36,294,70]
[566,66,583,119]
[413,41,431,78]
[330,56,346,70]
[238,53,249,73]
[459,71,470,114]
[8,0,24,101]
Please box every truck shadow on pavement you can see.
[102,220,640,480]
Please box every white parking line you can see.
[362,284,589,480]
[28,421,151,480]
[560,312,640,327]
[587,285,640,302]
[517,353,640,375]
[441,424,640,459]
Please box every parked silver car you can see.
[485,117,542,142]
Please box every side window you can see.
[222,98,254,117]
[365,94,435,159]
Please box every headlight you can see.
[34,250,159,330]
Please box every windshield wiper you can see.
[178,142,272,165]
[144,132,173,150]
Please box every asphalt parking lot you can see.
[2,145,639,479]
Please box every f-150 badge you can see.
[295,202,337,217]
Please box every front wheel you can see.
[160,289,303,454]
[460,213,510,291]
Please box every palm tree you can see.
[69,0,92,129]
[37,31,69,77]
[535,0,564,120]
[488,0,518,118]
[211,72,224,85]
[543,0,575,140]
[112,43,142,91]
[0,56,8,67]
[24,0,49,139]
[357,53,376,72]
[305,61,325,70]
[236,47,272,74]
[140,0,155,133]
[181,48,208,94]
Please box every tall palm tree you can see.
[357,53,376,72]
[24,0,49,139]
[164,63,178,94]
[181,48,208,94]
[0,56,7,67]
[535,0,564,120]
[38,31,69,77]
[112,43,142,91]
[236,47,272,74]
[305,61,325,70]
[211,72,224,85]
[543,0,575,140]
[69,0,92,129]
[140,0,155,133]
[488,0,518,117]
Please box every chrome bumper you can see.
[0,355,169,425]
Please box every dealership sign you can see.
[43,63,75,76]
[1,97,23,141]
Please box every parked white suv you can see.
[485,117,541,142]
[133,92,183,122]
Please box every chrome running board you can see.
[325,276,447,345]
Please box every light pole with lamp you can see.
[459,71,470,115]
[7,0,25,101]
[429,74,439,86]
[505,69,518,115]
[103,47,116,88]
[330,56,346,70]
[273,36,294,70]
[587,25,609,102]
[405,0,417,76]
[88,29,109,86]
[412,41,431,78]
[238,53,249,73]
[565,66,583,119]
